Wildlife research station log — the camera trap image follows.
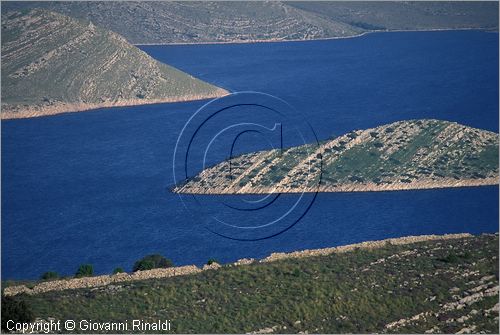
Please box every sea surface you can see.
[2,31,499,279]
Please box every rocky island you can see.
[174,119,499,194]
[1,9,228,119]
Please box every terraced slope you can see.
[174,120,499,194]
[1,9,228,119]
[0,2,362,44]
[3,1,497,44]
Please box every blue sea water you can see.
[2,31,499,279]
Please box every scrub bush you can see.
[133,254,173,272]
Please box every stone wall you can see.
[3,233,473,296]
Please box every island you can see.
[174,119,499,194]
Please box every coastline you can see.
[0,89,229,120]
[3,232,475,296]
[134,27,495,47]
[2,28,495,120]
[174,177,499,195]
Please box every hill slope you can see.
[1,9,228,119]
[3,1,497,44]
[174,120,499,194]
[2,234,498,333]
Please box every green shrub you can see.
[461,251,472,260]
[113,267,125,274]
[439,253,459,263]
[207,258,219,265]
[439,252,472,263]
[75,264,94,278]
[133,254,173,272]
[40,271,59,280]
[1,296,34,331]
[349,175,364,183]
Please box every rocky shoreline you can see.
[175,177,499,195]
[135,27,491,47]
[1,89,229,120]
[3,233,473,297]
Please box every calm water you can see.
[2,31,499,279]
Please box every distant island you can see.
[1,9,228,119]
[3,1,498,44]
[174,119,499,194]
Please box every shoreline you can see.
[174,177,499,195]
[2,232,477,296]
[0,89,229,120]
[134,27,496,47]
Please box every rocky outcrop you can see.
[385,277,499,332]
[202,262,222,271]
[1,9,228,119]
[174,120,499,194]
[3,233,472,297]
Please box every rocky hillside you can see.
[2,233,498,333]
[1,9,228,119]
[174,120,499,194]
[3,1,497,44]
[2,2,360,44]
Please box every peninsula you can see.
[1,9,228,119]
[174,119,499,194]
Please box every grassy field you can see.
[3,234,498,333]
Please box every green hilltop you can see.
[1,9,228,118]
[175,119,499,194]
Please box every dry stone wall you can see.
[3,233,472,296]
